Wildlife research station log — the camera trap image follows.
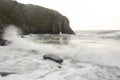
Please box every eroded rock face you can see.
[61,16,75,34]
[0,0,75,36]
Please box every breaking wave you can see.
[76,30,120,39]
[0,26,120,80]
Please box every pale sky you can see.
[17,0,120,30]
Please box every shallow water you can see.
[0,26,120,80]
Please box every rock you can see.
[0,38,9,46]
[43,54,63,64]
[0,0,75,35]
[58,66,62,68]
[21,35,25,38]
[0,72,16,77]
[117,76,120,78]
[61,16,75,34]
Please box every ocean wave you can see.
[76,30,120,39]
[99,31,120,39]
[0,26,120,80]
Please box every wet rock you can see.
[43,54,63,64]
[0,72,16,77]
[21,35,25,38]
[0,38,9,46]
[58,66,62,68]
[117,76,120,78]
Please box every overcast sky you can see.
[17,0,120,30]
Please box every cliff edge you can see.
[0,0,75,36]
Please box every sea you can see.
[0,26,120,80]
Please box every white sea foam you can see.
[0,26,120,80]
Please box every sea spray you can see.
[53,40,120,67]
[3,25,22,41]
[2,25,55,54]
[2,26,120,67]
[0,29,119,80]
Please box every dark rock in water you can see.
[0,0,75,35]
[0,72,16,77]
[58,66,62,68]
[117,76,120,78]
[21,35,25,38]
[43,54,63,64]
[0,38,9,46]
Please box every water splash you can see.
[0,27,120,80]
[3,25,22,41]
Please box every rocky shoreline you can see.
[0,0,75,38]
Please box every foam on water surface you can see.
[0,26,120,80]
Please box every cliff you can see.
[0,0,75,35]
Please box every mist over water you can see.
[0,26,120,80]
[24,30,120,66]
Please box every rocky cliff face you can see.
[0,0,75,36]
